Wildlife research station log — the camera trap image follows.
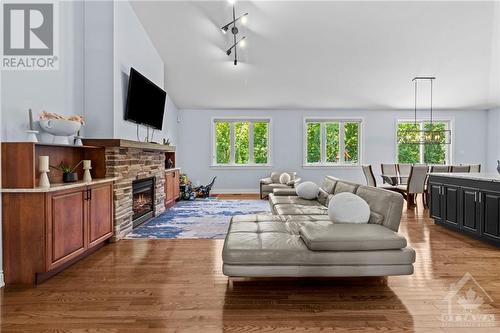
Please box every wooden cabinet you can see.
[165,169,180,207]
[2,181,114,285]
[429,175,500,246]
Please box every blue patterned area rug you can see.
[125,199,270,239]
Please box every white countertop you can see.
[430,173,500,183]
[1,177,118,193]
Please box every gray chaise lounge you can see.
[222,176,416,277]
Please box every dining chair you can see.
[451,165,470,173]
[381,164,398,184]
[397,164,412,185]
[469,164,481,173]
[362,165,377,187]
[396,165,429,208]
[430,165,450,173]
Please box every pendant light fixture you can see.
[398,77,451,145]
[221,1,247,65]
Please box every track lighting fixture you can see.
[220,3,247,65]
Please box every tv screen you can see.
[124,68,166,130]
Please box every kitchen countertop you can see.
[429,173,500,183]
[1,177,118,193]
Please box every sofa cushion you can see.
[296,181,320,200]
[299,224,407,251]
[317,189,331,206]
[270,195,323,207]
[274,204,328,215]
[333,181,359,194]
[270,172,281,183]
[279,172,291,184]
[262,183,290,193]
[328,192,370,223]
[320,177,337,194]
[355,185,404,232]
[369,211,384,225]
[272,188,298,196]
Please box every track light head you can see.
[226,49,231,56]
[221,26,228,34]
[234,59,237,66]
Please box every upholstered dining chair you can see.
[394,165,429,208]
[397,164,412,185]
[430,165,450,173]
[451,165,470,173]
[469,164,481,173]
[381,164,398,184]
[363,165,398,190]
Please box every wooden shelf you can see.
[82,139,176,152]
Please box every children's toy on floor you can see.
[179,174,196,201]
[194,177,217,199]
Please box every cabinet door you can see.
[481,190,500,241]
[166,171,175,201]
[461,188,480,235]
[430,183,443,220]
[173,170,180,199]
[443,185,460,228]
[88,183,113,248]
[46,189,87,270]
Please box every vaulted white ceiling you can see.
[131,1,500,110]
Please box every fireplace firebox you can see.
[132,177,155,228]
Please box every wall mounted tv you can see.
[124,67,166,130]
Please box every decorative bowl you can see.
[39,119,82,144]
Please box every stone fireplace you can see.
[82,139,175,241]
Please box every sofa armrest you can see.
[260,177,272,185]
[273,188,298,196]
[287,177,301,187]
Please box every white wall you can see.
[84,0,178,144]
[1,1,84,141]
[487,108,500,172]
[178,109,488,192]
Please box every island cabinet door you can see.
[46,188,88,271]
[430,182,443,221]
[481,190,500,242]
[442,185,460,229]
[460,188,480,235]
[88,183,113,249]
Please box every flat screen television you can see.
[124,67,166,130]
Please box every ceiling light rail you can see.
[220,1,247,65]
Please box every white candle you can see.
[83,160,91,169]
[39,156,49,171]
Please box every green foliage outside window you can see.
[344,122,359,163]
[397,122,448,164]
[215,122,230,164]
[234,122,249,164]
[254,122,268,164]
[325,123,339,163]
[307,123,321,163]
[424,122,446,164]
[397,123,420,164]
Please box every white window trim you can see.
[303,117,363,167]
[395,118,454,165]
[211,117,273,168]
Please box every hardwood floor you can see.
[2,202,500,332]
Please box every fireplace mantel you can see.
[82,139,175,152]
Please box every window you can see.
[213,118,271,166]
[397,120,451,164]
[304,119,361,166]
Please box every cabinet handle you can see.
[88,188,92,201]
[474,192,477,202]
[478,193,482,203]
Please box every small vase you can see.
[63,172,78,183]
[497,160,500,175]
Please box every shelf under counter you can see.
[1,177,118,193]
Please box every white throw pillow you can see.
[328,192,370,223]
[279,172,291,184]
[296,181,320,200]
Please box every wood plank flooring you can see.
[2,200,500,332]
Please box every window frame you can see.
[211,117,273,168]
[303,117,363,168]
[395,118,453,165]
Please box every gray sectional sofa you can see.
[222,176,416,277]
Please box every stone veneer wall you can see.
[104,147,166,241]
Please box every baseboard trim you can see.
[0,270,4,288]
[212,188,259,194]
